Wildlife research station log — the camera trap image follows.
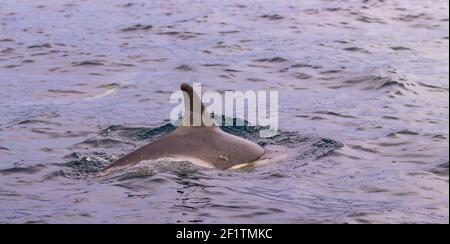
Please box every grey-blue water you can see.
[0,0,448,223]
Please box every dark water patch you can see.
[201,63,228,67]
[320,69,342,75]
[292,73,312,80]
[360,186,389,193]
[349,145,378,154]
[261,172,287,179]
[214,43,248,51]
[247,78,266,82]
[0,146,9,151]
[22,59,35,63]
[343,47,369,53]
[356,16,385,24]
[175,64,194,71]
[315,111,356,119]
[325,7,342,12]
[390,46,412,51]
[260,14,284,20]
[0,164,45,176]
[18,119,60,126]
[382,115,399,120]
[429,162,449,177]
[96,83,120,89]
[0,39,14,42]
[291,63,322,69]
[394,13,428,22]
[89,73,104,76]
[157,31,181,36]
[279,67,289,73]
[48,89,85,94]
[218,74,232,79]
[393,192,418,197]
[253,57,288,63]
[72,60,104,66]
[224,68,241,73]
[347,212,371,220]
[117,3,136,8]
[3,64,21,69]
[41,147,53,152]
[27,43,52,49]
[432,135,447,140]
[157,31,203,40]
[376,81,408,90]
[417,82,448,92]
[1,48,14,54]
[112,62,135,67]
[311,116,325,120]
[219,30,239,34]
[121,24,153,32]
[387,130,419,137]
[352,218,373,224]
[22,220,48,224]
[239,39,253,43]
[48,67,62,72]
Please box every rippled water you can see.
[0,0,448,224]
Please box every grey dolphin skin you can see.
[102,83,265,174]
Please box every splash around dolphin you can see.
[101,83,265,174]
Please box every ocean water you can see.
[0,0,448,223]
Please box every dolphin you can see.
[101,83,265,174]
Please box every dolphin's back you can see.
[103,126,264,173]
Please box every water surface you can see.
[0,0,448,223]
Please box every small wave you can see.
[99,123,176,141]
[253,57,288,63]
[342,47,370,53]
[106,159,207,181]
[71,60,104,66]
[175,64,194,71]
[260,14,284,21]
[121,24,153,32]
[47,89,85,95]
[27,43,52,49]
[429,162,449,177]
[390,46,412,51]
[333,75,419,94]
[63,152,114,178]
[0,164,46,176]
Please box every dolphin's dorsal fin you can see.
[180,83,216,127]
